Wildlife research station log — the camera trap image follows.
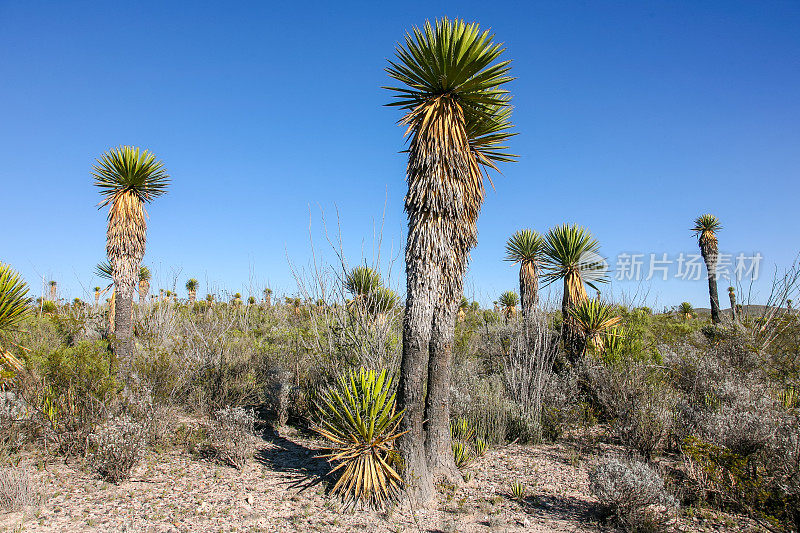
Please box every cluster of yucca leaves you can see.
[0,263,30,377]
[344,266,399,316]
[450,417,488,469]
[312,368,405,509]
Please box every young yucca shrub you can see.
[451,441,474,469]
[509,481,526,501]
[312,368,404,510]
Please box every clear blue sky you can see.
[2,1,798,309]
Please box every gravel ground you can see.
[0,428,766,532]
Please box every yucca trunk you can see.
[398,260,437,504]
[94,290,100,308]
[424,288,462,481]
[562,270,588,362]
[519,260,539,321]
[189,290,196,304]
[400,96,479,498]
[729,289,738,322]
[49,283,57,301]
[138,279,149,302]
[107,194,146,360]
[699,239,721,324]
[264,293,271,307]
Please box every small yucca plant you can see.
[510,481,526,501]
[451,441,474,469]
[474,437,488,458]
[312,368,405,510]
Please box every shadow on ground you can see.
[255,426,331,492]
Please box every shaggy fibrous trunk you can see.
[189,290,196,304]
[107,194,146,361]
[49,283,57,302]
[699,236,721,324]
[561,270,588,363]
[398,259,437,505]
[94,291,100,308]
[729,289,738,322]
[519,260,539,321]
[399,96,479,500]
[424,287,462,482]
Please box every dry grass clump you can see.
[0,466,37,511]
[208,406,257,469]
[590,456,676,532]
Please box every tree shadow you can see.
[521,493,601,525]
[255,426,332,493]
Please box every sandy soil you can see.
[0,428,766,532]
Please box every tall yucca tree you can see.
[691,214,722,324]
[186,278,199,304]
[93,146,169,359]
[728,286,737,322]
[138,266,151,302]
[386,17,515,498]
[0,263,30,374]
[542,224,607,362]
[505,229,543,320]
[498,290,519,323]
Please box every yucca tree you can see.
[691,214,722,324]
[728,286,738,322]
[0,263,30,375]
[457,296,469,323]
[345,266,381,298]
[186,278,199,304]
[263,287,272,307]
[93,146,169,359]
[95,260,115,329]
[386,18,515,497]
[498,291,519,323]
[48,280,57,302]
[93,286,102,308]
[542,224,607,362]
[505,229,544,320]
[678,301,694,320]
[138,266,151,302]
[568,299,622,357]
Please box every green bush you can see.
[29,340,119,454]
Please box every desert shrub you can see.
[682,413,800,531]
[585,363,674,460]
[25,340,119,455]
[208,406,257,469]
[590,456,677,532]
[0,466,37,511]
[503,312,560,443]
[90,415,147,483]
[540,368,582,442]
[450,370,517,444]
